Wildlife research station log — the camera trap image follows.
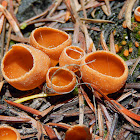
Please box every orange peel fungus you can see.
[1,44,50,91]
[0,125,21,140]
[30,27,72,66]
[46,67,76,93]
[59,45,85,72]
[80,51,128,95]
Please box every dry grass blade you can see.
[78,31,86,51]
[44,125,58,140]
[98,104,104,137]
[0,4,23,37]
[118,0,129,19]
[5,99,42,116]
[0,0,7,34]
[116,90,137,102]
[110,32,116,54]
[73,21,79,44]
[100,31,109,51]
[81,87,95,113]
[125,0,137,30]
[36,121,45,140]
[112,100,140,121]
[104,0,111,16]
[82,0,104,10]
[80,18,115,23]
[82,24,96,53]
[39,105,55,118]
[10,34,29,43]
[129,56,140,75]
[0,80,4,92]
[80,0,87,18]
[0,115,31,123]
[91,84,140,127]
[106,113,118,140]
[47,122,71,130]
[47,0,63,17]
[125,83,140,89]
[79,90,84,125]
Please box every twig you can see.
[0,4,23,37]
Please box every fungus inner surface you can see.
[4,46,33,79]
[0,128,17,140]
[86,53,125,77]
[137,7,140,13]
[66,47,84,59]
[34,29,68,48]
[49,69,73,86]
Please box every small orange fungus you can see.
[1,44,50,91]
[46,67,76,93]
[135,41,139,47]
[0,125,21,140]
[123,49,129,57]
[65,125,92,140]
[30,27,72,66]
[129,47,133,53]
[80,51,128,95]
[134,6,140,22]
[115,44,119,53]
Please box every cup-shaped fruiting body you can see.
[46,67,76,93]
[134,6,140,22]
[59,46,85,72]
[30,27,72,66]
[65,125,92,140]
[80,51,128,94]
[1,44,50,91]
[0,125,21,140]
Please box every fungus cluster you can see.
[1,26,128,95]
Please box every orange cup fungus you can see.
[30,27,72,66]
[80,51,128,95]
[134,6,140,22]
[0,125,21,140]
[1,44,50,91]
[59,46,85,72]
[65,125,92,140]
[46,67,76,93]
